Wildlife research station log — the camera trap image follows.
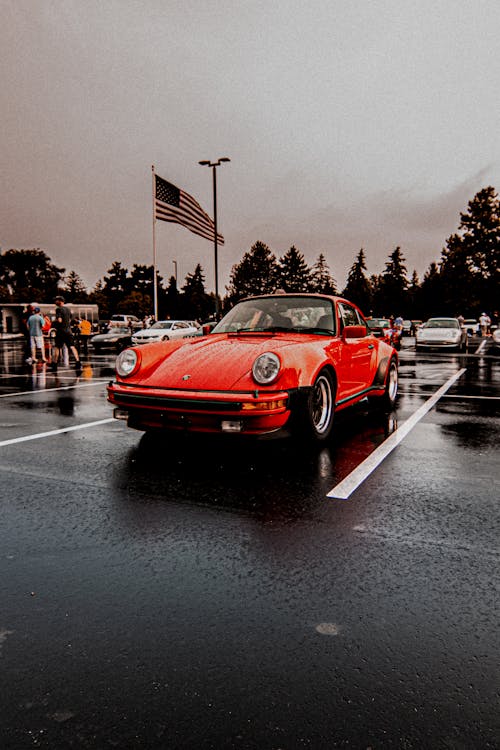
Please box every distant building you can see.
[0,302,99,334]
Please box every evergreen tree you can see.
[277,245,312,292]
[440,186,500,314]
[369,274,384,316]
[180,264,211,321]
[129,264,156,295]
[101,262,130,312]
[376,247,409,317]
[64,270,88,302]
[407,270,421,318]
[0,248,65,301]
[310,254,337,294]
[439,233,478,315]
[418,262,443,318]
[117,290,152,319]
[226,241,279,302]
[342,249,372,312]
[89,280,109,319]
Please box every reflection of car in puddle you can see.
[118,402,399,518]
[324,405,398,487]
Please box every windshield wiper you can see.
[301,327,335,335]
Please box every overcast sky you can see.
[2,0,500,294]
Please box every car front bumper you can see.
[107,381,292,435]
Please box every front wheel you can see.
[295,369,335,442]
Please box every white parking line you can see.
[327,368,467,500]
[0,418,115,448]
[475,339,488,354]
[0,381,109,398]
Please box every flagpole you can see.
[151,165,158,320]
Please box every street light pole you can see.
[198,157,230,319]
[173,260,178,285]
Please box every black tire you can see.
[295,369,335,442]
[384,358,398,407]
[368,358,398,409]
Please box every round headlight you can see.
[116,349,139,378]
[252,352,281,385]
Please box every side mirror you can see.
[342,324,367,340]
[202,324,212,336]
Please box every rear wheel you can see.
[368,358,398,409]
[295,369,335,442]
[384,359,398,406]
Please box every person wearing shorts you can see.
[28,306,47,363]
[51,296,82,372]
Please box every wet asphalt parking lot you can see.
[1,336,499,749]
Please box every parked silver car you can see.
[131,320,200,344]
[416,318,468,351]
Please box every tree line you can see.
[1,186,498,321]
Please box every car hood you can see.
[420,329,459,339]
[125,333,333,391]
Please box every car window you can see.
[338,302,365,330]
[425,319,458,329]
[213,296,336,335]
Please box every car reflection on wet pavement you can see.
[0,336,499,749]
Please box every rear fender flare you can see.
[371,355,393,387]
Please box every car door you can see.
[337,302,376,396]
[171,321,189,340]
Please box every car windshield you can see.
[212,296,336,335]
[424,320,459,329]
[106,328,127,335]
[150,322,173,330]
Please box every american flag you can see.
[154,174,224,245]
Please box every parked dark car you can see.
[91,327,132,352]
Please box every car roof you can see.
[241,292,341,302]
[152,319,195,325]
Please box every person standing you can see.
[78,317,92,356]
[27,306,47,363]
[21,304,34,363]
[479,312,491,337]
[51,296,82,372]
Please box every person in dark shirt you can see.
[50,296,82,373]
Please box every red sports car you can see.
[107,294,398,442]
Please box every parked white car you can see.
[416,317,468,351]
[131,320,200,344]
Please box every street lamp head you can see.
[219,157,230,163]
[198,160,211,166]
